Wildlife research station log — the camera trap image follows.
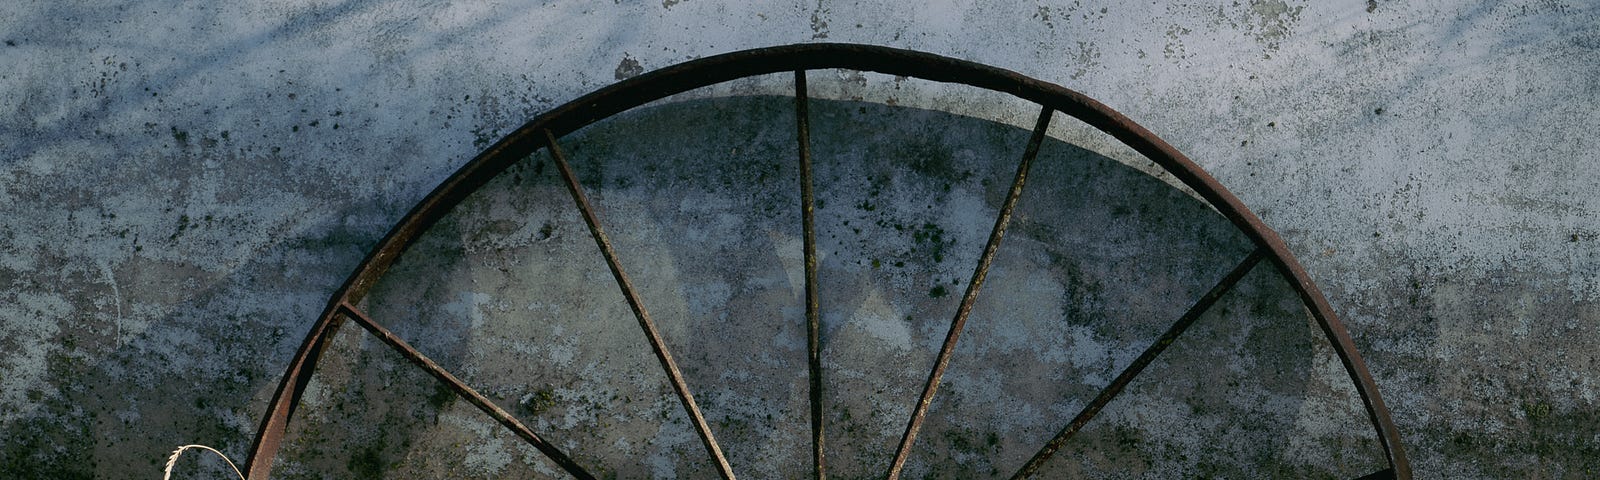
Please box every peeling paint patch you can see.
[614,54,643,80]
[810,0,831,39]
[1246,0,1304,50]
[1070,41,1102,80]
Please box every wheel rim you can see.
[244,43,1410,480]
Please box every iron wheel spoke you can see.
[795,69,828,480]
[337,303,597,480]
[885,105,1054,479]
[1010,247,1267,479]
[543,129,738,480]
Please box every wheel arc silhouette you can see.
[244,43,1410,479]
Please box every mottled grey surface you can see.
[226,97,1369,479]
[2,1,1597,479]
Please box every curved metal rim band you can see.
[244,42,1409,478]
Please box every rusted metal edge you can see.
[1010,248,1267,478]
[885,106,1052,480]
[337,303,596,479]
[543,129,737,479]
[795,69,827,480]
[246,43,1408,479]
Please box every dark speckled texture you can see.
[2,1,1596,478]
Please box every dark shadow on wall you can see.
[0,95,1392,478]
[3,1,1592,476]
[258,96,1387,478]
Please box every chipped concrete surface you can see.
[2,0,1597,478]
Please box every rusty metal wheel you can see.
[245,43,1409,479]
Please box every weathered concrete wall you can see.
[2,1,1596,478]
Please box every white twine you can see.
[162,444,246,480]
